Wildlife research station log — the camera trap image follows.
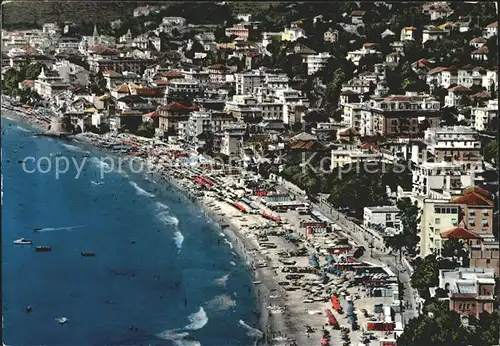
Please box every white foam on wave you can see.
[155,201,170,210]
[214,273,230,287]
[230,261,236,266]
[156,329,201,346]
[16,126,30,132]
[218,232,225,237]
[174,231,184,253]
[224,239,233,249]
[238,320,264,338]
[157,211,179,227]
[61,143,88,153]
[206,294,236,311]
[184,307,208,330]
[129,181,155,198]
[90,157,111,169]
[37,225,86,232]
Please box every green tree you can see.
[398,300,471,346]
[441,237,468,266]
[410,255,439,290]
[136,121,155,138]
[484,139,498,165]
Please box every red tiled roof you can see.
[403,26,417,30]
[451,190,493,206]
[159,102,199,112]
[163,71,184,78]
[208,64,229,71]
[351,11,366,16]
[338,128,359,136]
[88,44,119,56]
[22,80,34,87]
[134,88,163,96]
[486,21,498,28]
[340,89,359,96]
[448,85,471,93]
[153,79,169,85]
[359,142,379,150]
[471,45,489,55]
[428,66,455,74]
[142,111,158,117]
[470,37,487,44]
[472,91,491,98]
[289,140,325,150]
[441,227,480,239]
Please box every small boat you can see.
[82,153,90,157]
[35,246,52,252]
[17,160,24,164]
[25,306,32,313]
[81,252,95,257]
[253,280,262,285]
[13,238,32,245]
[55,317,68,325]
[33,228,41,232]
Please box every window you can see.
[486,259,491,264]
[446,208,451,214]
[435,218,441,225]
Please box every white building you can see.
[472,100,498,131]
[52,60,89,85]
[363,206,401,232]
[346,46,382,66]
[400,26,417,41]
[235,70,266,95]
[162,17,187,27]
[330,149,382,170]
[412,162,476,197]
[484,21,498,39]
[445,85,471,108]
[221,122,246,156]
[422,26,446,44]
[304,52,331,75]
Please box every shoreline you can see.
[2,108,292,345]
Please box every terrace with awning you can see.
[261,211,281,223]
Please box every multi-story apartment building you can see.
[224,95,262,123]
[445,85,472,108]
[424,126,482,163]
[220,123,247,156]
[426,66,457,89]
[366,94,441,137]
[225,24,249,39]
[438,268,496,317]
[34,68,69,99]
[472,100,498,132]
[165,78,203,101]
[330,149,382,170]
[304,52,331,75]
[418,186,495,257]
[412,162,475,197]
[235,70,266,95]
[208,64,231,85]
[470,241,500,276]
[272,88,309,125]
[156,102,199,136]
[363,206,401,231]
[457,66,485,88]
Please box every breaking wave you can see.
[214,273,230,287]
[61,143,88,153]
[224,239,233,249]
[157,211,179,227]
[206,294,236,311]
[16,126,30,132]
[129,181,155,197]
[174,231,184,253]
[36,225,86,232]
[184,307,208,330]
[238,320,264,338]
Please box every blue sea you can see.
[1,117,261,346]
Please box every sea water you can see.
[1,118,260,345]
